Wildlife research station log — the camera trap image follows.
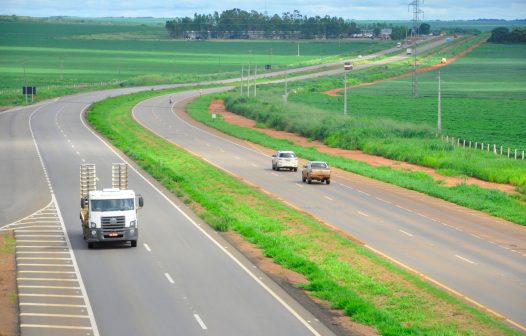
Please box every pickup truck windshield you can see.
[311,162,328,169]
[279,153,296,158]
[91,199,134,212]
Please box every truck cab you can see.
[80,164,143,248]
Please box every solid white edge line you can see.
[193,314,208,330]
[143,243,152,252]
[80,98,322,336]
[357,211,369,217]
[363,244,526,332]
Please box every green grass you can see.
[0,233,15,254]
[189,93,526,225]
[87,88,519,336]
[0,19,392,106]
[220,39,526,194]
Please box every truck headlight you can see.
[91,230,97,236]
[130,220,136,227]
[90,222,96,228]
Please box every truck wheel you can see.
[308,177,312,184]
[302,176,306,182]
[130,240,137,248]
[88,242,94,249]
[272,164,275,170]
[294,168,297,172]
[326,179,331,185]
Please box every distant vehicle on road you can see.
[302,161,331,184]
[396,42,402,48]
[344,61,354,70]
[272,151,298,171]
[406,48,413,55]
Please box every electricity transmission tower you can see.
[408,0,424,97]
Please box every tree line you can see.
[488,27,526,43]
[165,9,429,40]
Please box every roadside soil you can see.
[209,99,515,194]
[0,232,18,336]
[325,39,485,96]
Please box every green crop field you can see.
[0,19,391,95]
[294,42,526,150]
[221,40,526,193]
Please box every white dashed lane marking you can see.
[164,273,175,284]
[399,229,414,237]
[455,254,476,265]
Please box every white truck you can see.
[80,163,143,249]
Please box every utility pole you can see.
[23,59,27,105]
[297,42,300,57]
[408,0,423,97]
[240,65,244,96]
[344,71,348,116]
[437,71,441,133]
[254,65,257,97]
[247,63,250,97]
[284,73,288,103]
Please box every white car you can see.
[272,151,298,171]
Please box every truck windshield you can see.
[91,199,134,212]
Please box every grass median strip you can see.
[88,89,519,336]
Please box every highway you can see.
[132,88,526,331]
[2,37,524,335]
[0,89,335,336]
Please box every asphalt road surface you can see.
[0,89,336,336]
[3,38,523,334]
[133,88,526,331]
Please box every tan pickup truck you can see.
[301,161,331,184]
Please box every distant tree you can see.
[509,27,526,42]
[488,27,510,42]
[390,26,407,40]
[166,10,425,40]
[419,23,431,35]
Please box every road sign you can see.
[22,86,36,95]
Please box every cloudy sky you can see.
[2,0,525,20]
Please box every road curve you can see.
[1,88,338,336]
[132,88,526,331]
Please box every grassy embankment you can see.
[0,232,17,336]
[0,19,392,106]
[87,88,519,336]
